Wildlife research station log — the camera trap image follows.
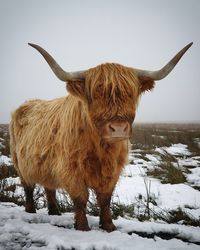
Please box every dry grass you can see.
[169,207,200,226]
[131,123,200,155]
[147,162,186,184]
[146,151,186,184]
[0,124,10,156]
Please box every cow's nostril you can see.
[123,123,129,132]
[109,124,116,132]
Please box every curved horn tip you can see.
[187,42,193,47]
[28,43,41,49]
[28,42,35,47]
[184,42,193,51]
[27,42,86,81]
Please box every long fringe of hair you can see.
[85,63,140,106]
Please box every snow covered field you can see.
[115,144,200,217]
[0,202,200,250]
[0,124,200,249]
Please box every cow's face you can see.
[87,89,135,141]
[67,63,155,141]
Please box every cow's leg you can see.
[96,192,116,232]
[22,181,36,213]
[45,188,61,215]
[71,190,90,231]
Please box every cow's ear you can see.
[66,80,86,100]
[139,77,155,93]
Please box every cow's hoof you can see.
[100,222,116,232]
[25,204,36,213]
[48,207,61,216]
[75,223,91,231]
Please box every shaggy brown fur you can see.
[9,63,154,232]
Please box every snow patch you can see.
[156,144,191,156]
[0,203,200,250]
[0,155,12,166]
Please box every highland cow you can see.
[9,42,192,232]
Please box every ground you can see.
[0,123,200,249]
[0,202,200,250]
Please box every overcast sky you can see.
[0,0,199,123]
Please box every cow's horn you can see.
[135,42,193,81]
[28,43,85,81]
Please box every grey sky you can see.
[0,0,199,123]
